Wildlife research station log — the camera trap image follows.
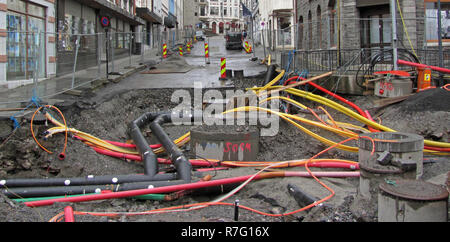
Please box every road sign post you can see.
[100,15,111,79]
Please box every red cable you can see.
[73,136,163,149]
[284,76,380,131]
[64,206,75,222]
[25,173,277,207]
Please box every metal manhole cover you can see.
[359,156,403,174]
[379,179,449,201]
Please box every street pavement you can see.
[108,35,268,90]
[0,35,268,112]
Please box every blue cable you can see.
[9,88,42,130]
[280,50,294,85]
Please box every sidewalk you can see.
[0,47,161,110]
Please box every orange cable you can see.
[30,105,68,157]
[50,137,360,220]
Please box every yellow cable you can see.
[222,106,358,152]
[250,86,450,149]
[259,97,357,137]
[396,0,419,62]
[259,96,308,110]
[257,70,285,93]
[331,121,371,133]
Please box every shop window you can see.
[6,0,46,81]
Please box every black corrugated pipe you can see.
[0,173,176,188]
[129,111,169,176]
[129,110,200,182]
[1,180,186,198]
[0,110,200,198]
[148,111,201,183]
[264,64,277,86]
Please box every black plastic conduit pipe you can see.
[0,110,199,198]
[2,180,186,198]
[264,64,277,86]
[0,174,177,188]
[149,112,193,182]
[129,111,168,176]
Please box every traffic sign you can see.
[100,16,110,28]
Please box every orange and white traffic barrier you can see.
[187,42,191,54]
[163,44,167,58]
[220,58,226,80]
[179,46,183,56]
[205,42,210,64]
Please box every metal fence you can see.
[278,48,450,74]
[246,16,449,76]
[0,29,195,108]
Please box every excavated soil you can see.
[0,79,449,222]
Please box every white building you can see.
[258,0,295,50]
[198,0,244,34]
[136,0,164,49]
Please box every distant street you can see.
[110,35,266,90]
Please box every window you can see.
[329,2,337,47]
[308,11,312,49]
[210,6,219,15]
[6,0,46,81]
[298,16,304,49]
[360,5,391,49]
[425,1,450,42]
[200,6,206,16]
[317,5,322,49]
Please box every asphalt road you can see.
[111,35,266,90]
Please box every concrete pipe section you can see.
[352,132,425,220]
[374,76,413,98]
[378,179,448,222]
[190,123,260,162]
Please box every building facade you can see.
[1,0,186,90]
[259,0,295,50]
[198,0,244,34]
[183,0,199,29]
[55,0,145,76]
[136,0,163,50]
[1,0,57,89]
[295,0,449,52]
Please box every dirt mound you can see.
[397,88,450,112]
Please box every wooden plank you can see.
[372,94,412,108]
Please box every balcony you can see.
[136,7,162,24]
[75,0,145,25]
[164,12,177,28]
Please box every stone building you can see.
[198,0,244,34]
[295,0,449,52]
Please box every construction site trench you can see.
[0,61,449,223]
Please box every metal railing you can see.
[245,16,450,75]
[277,48,450,74]
[0,29,195,108]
